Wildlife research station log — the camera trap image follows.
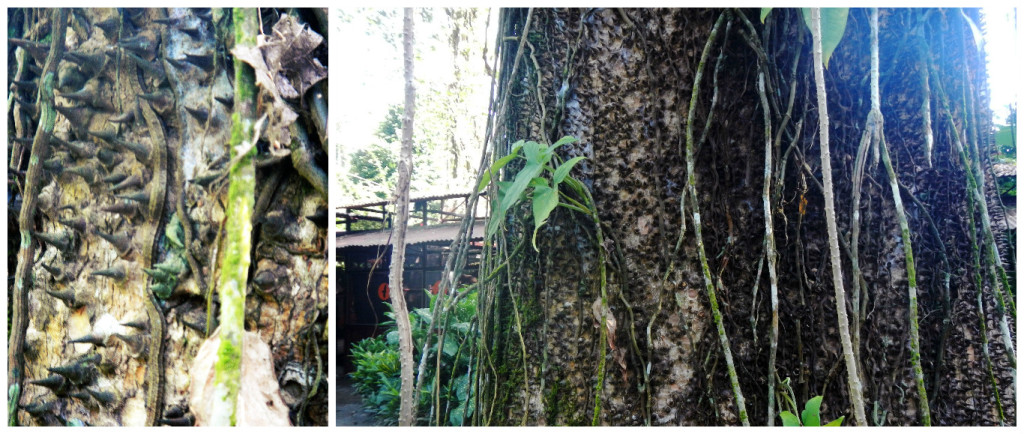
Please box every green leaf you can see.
[166,213,185,249]
[151,283,173,299]
[476,152,520,193]
[531,184,559,251]
[449,402,466,426]
[453,373,471,401]
[802,8,849,68]
[412,307,432,323]
[498,161,543,214]
[486,204,505,237]
[441,338,459,358]
[760,8,772,23]
[510,139,525,155]
[553,156,586,185]
[452,322,471,335]
[801,395,823,427]
[780,411,802,426]
[522,140,544,163]
[547,135,578,154]
[823,416,845,427]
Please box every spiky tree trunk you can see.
[476,7,1014,426]
[7,8,329,426]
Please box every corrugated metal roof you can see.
[337,221,487,248]
[340,192,482,210]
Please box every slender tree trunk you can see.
[391,7,418,426]
[209,7,259,426]
[809,8,867,426]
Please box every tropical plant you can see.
[779,396,845,427]
[349,288,478,425]
[477,136,586,250]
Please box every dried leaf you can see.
[189,329,291,426]
[229,14,325,150]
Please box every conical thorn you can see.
[109,174,142,193]
[101,201,137,217]
[21,400,56,417]
[94,229,132,255]
[29,375,68,394]
[182,52,214,72]
[158,415,195,426]
[90,265,126,280]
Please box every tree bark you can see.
[478,7,1014,426]
[390,7,418,427]
[7,8,329,426]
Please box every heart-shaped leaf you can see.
[780,411,802,426]
[801,395,823,427]
[823,415,845,427]
[802,8,849,68]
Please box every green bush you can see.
[349,288,478,425]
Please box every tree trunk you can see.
[7,8,329,426]
[478,7,1014,426]
[391,7,418,427]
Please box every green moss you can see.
[215,336,243,425]
[207,7,259,425]
[232,9,257,107]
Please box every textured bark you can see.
[479,8,1014,426]
[391,7,418,427]
[7,8,329,426]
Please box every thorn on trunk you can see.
[94,18,120,38]
[111,333,147,358]
[69,332,107,347]
[96,148,124,168]
[45,289,85,308]
[85,388,117,406]
[31,230,73,252]
[213,94,234,109]
[116,190,150,205]
[94,229,132,255]
[47,362,96,385]
[157,415,196,427]
[54,105,92,126]
[118,35,155,59]
[101,172,128,185]
[21,400,57,417]
[108,107,136,124]
[109,174,142,192]
[100,201,138,217]
[182,52,214,72]
[58,216,88,233]
[90,264,126,280]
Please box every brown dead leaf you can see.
[263,15,327,97]
[189,328,291,426]
[229,14,325,150]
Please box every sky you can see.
[982,7,1018,124]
